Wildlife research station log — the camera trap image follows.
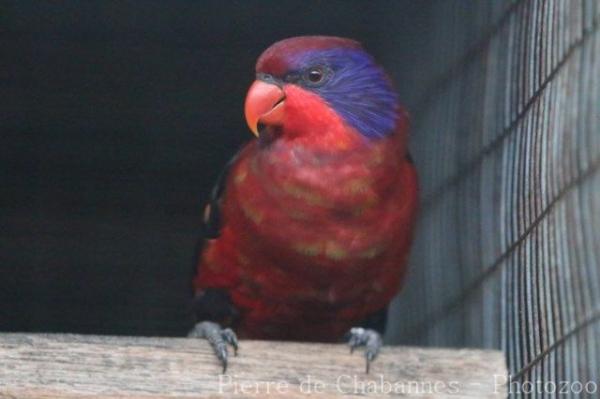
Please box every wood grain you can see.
[0,333,506,398]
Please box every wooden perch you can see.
[0,333,506,398]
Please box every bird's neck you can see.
[277,85,365,152]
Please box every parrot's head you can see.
[244,36,402,150]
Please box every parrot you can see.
[189,36,419,373]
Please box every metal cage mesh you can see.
[386,0,600,394]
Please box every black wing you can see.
[190,150,243,326]
[202,151,241,239]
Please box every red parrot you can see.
[189,36,418,372]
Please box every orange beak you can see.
[244,80,286,136]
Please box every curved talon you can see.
[188,321,239,373]
[222,328,239,356]
[346,327,382,374]
[347,328,360,354]
[366,350,376,373]
[216,345,228,373]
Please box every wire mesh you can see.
[386,0,600,396]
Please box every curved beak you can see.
[244,80,285,137]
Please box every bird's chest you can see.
[225,144,403,281]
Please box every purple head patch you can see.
[298,48,400,139]
[256,37,400,139]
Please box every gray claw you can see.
[346,327,382,374]
[222,327,239,356]
[189,321,239,373]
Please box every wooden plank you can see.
[0,333,507,398]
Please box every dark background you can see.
[1,1,430,336]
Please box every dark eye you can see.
[307,68,323,82]
[303,66,328,86]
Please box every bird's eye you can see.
[303,66,327,86]
[308,68,323,82]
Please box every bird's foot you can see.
[346,327,382,373]
[188,321,238,373]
